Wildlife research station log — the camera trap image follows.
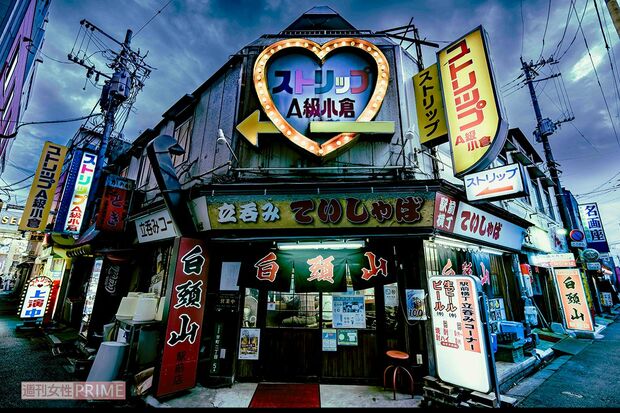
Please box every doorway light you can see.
[277,240,365,250]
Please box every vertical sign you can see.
[62,151,98,234]
[155,237,209,398]
[19,142,68,231]
[579,203,610,253]
[19,276,53,318]
[437,26,508,177]
[413,63,448,147]
[53,150,83,232]
[428,275,492,393]
[555,268,594,332]
[96,174,134,232]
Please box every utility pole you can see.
[67,20,152,228]
[521,57,602,318]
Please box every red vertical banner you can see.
[155,237,209,398]
[96,175,134,232]
[433,192,459,233]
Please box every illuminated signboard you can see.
[19,141,68,231]
[413,63,448,147]
[464,163,528,202]
[555,268,594,331]
[428,274,492,393]
[62,151,97,234]
[19,276,53,319]
[578,203,610,253]
[241,38,392,158]
[530,253,576,268]
[437,26,508,177]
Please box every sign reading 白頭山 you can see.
[244,37,391,158]
[433,192,526,250]
[19,142,68,232]
[155,237,209,397]
[555,268,594,332]
[578,203,610,253]
[191,192,435,231]
[413,63,448,147]
[428,275,492,393]
[464,163,528,202]
[61,151,98,234]
[437,26,508,178]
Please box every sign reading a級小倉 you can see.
[555,268,594,332]
[464,163,528,202]
[191,192,435,231]
[433,192,526,250]
[413,63,448,147]
[429,275,492,393]
[19,142,68,231]
[155,237,209,398]
[437,26,508,177]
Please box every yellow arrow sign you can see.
[236,110,279,147]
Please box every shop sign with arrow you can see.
[464,163,528,202]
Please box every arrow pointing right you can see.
[235,110,279,147]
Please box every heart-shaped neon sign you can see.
[253,38,390,158]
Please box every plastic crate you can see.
[495,343,526,363]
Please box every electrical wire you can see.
[134,0,174,38]
[594,0,620,119]
[538,0,552,62]
[556,0,588,62]
[520,0,525,58]
[553,0,575,58]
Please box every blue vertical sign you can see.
[54,150,83,233]
[579,203,610,253]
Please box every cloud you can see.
[570,45,605,82]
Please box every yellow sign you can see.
[413,63,448,147]
[437,26,508,177]
[19,141,68,231]
[555,268,594,331]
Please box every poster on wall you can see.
[384,284,399,307]
[406,289,427,320]
[332,295,366,328]
[428,274,492,393]
[337,329,358,346]
[322,329,337,352]
[238,328,261,360]
[220,262,241,291]
[554,268,594,332]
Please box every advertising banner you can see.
[19,276,53,319]
[554,268,594,331]
[413,63,448,147]
[19,141,68,231]
[61,151,98,234]
[155,237,209,397]
[53,150,83,233]
[437,26,508,177]
[579,203,610,253]
[96,174,134,232]
[428,274,492,393]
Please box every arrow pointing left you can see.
[236,110,279,147]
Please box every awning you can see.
[66,244,93,258]
[74,225,100,246]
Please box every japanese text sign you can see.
[156,237,209,398]
[530,253,576,268]
[579,203,610,253]
[437,26,508,177]
[198,192,435,231]
[19,142,68,231]
[53,150,83,233]
[464,163,527,202]
[19,276,53,319]
[96,174,134,232]
[555,268,594,331]
[135,208,178,243]
[61,151,97,234]
[428,275,491,393]
[413,63,448,147]
[434,192,526,250]
[252,37,389,158]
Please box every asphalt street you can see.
[519,314,620,408]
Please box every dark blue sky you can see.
[6,0,620,252]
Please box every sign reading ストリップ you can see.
[413,63,448,147]
[464,163,528,202]
[62,151,98,234]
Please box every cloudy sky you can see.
[5,0,620,253]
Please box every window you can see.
[530,178,545,212]
[172,117,193,168]
[266,271,319,328]
[137,154,150,189]
[2,86,15,120]
[119,167,128,178]
[543,188,556,220]
[4,48,18,93]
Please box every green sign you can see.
[337,329,358,346]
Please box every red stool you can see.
[383,350,414,400]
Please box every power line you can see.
[594,0,620,119]
[556,0,588,62]
[134,0,174,38]
[572,0,620,149]
[520,0,525,58]
[538,0,552,61]
[553,0,575,58]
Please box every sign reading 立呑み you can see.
[434,192,526,250]
[135,209,178,243]
[437,26,508,178]
[464,163,528,202]
[155,237,209,398]
[19,276,53,319]
[61,151,98,234]
[428,275,492,393]
[555,268,594,332]
[578,203,610,253]
[19,142,68,232]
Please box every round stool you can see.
[383,350,414,400]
